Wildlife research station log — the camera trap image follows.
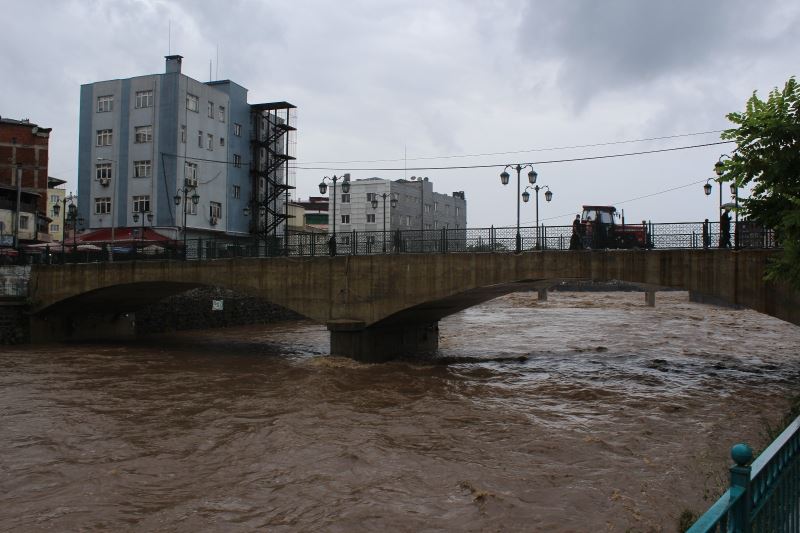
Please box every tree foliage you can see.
[720,77,800,288]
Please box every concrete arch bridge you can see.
[29,249,799,361]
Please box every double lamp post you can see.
[500,164,552,252]
[319,173,350,256]
[371,192,398,253]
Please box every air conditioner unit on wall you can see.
[99,177,110,186]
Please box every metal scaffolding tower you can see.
[250,101,296,254]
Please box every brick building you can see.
[0,118,53,244]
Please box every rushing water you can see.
[1,291,799,532]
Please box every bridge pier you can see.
[645,290,656,307]
[30,312,136,343]
[327,320,439,362]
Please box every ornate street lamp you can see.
[500,164,537,253]
[370,192,397,253]
[318,173,350,256]
[96,157,118,260]
[523,184,553,249]
[132,210,154,245]
[174,186,200,259]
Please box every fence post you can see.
[352,230,357,255]
[491,225,495,252]
[543,226,547,250]
[703,219,710,249]
[728,443,753,532]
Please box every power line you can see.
[528,178,710,225]
[298,129,726,165]
[293,141,733,172]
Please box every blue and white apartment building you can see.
[77,55,296,246]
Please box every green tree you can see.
[719,76,800,288]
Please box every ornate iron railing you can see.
[8,220,778,264]
[688,415,800,532]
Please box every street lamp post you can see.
[500,164,537,253]
[714,153,734,248]
[522,184,553,249]
[96,157,118,261]
[132,210,153,246]
[55,194,84,259]
[174,186,200,259]
[371,192,398,253]
[318,174,350,256]
[731,182,740,250]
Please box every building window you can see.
[207,133,213,150]
[97,95,113,113]
[134,125,153,143]
[455,206,461,216]
[404,215,411,226]
[233,123,242,136]
[96,163,112,181]
[96,129,112,146]
[187,201,197,215]
[210,202,221,219]
[366,213,375,223]
[233,154,242,168]
[50,194,60,203]
[95,197,111,214]
[133,160,151,178]
[132,195,150,213]
[366,192,376,202]
[187,93,199,112]
[341,193,350,203]
[434,221,439,229]
[218,106,225,122]
[232,185,240,199]
[219,137,225,147]
[135,90,153,108]
[434,201,439,211]
[50,224,60,232]
[198,130,203,148]
[341,214,350,224]
[181,125,186,143]
[19,215,29,230]
[208,101,214,118]
[184,161,198,187]
[424,204,432,214]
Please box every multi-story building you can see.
[77,55,296,246]
[295,196,329,231]
[0,117,53,245]
[332,177,467,235]
[47,177,68,243]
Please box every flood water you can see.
[2,291,799,532]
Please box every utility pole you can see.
[14,165,22,250]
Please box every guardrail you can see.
[3,220,777,264]
[688,415,800,532]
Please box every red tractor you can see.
[575,205,649,249]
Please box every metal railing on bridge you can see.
[688,414,800,532]
[5,220,777,264]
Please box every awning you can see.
[77,227,174,243]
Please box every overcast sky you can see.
[2,0,798,227]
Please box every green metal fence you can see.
[688,415,800,532]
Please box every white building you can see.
[326,176,466,251]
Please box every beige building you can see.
[47,177,67,242]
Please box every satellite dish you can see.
[31,126,38,134]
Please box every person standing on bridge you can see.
[720,207,732,248]
[570,214,582,250]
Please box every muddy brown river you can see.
[1,291,799,531]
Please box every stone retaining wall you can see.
[134,287,303,334]
[0,303,29,344]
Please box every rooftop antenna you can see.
[168,20,171,55]
[216,45,219,79]
[209,59,212,81]
[404,144,407,180]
